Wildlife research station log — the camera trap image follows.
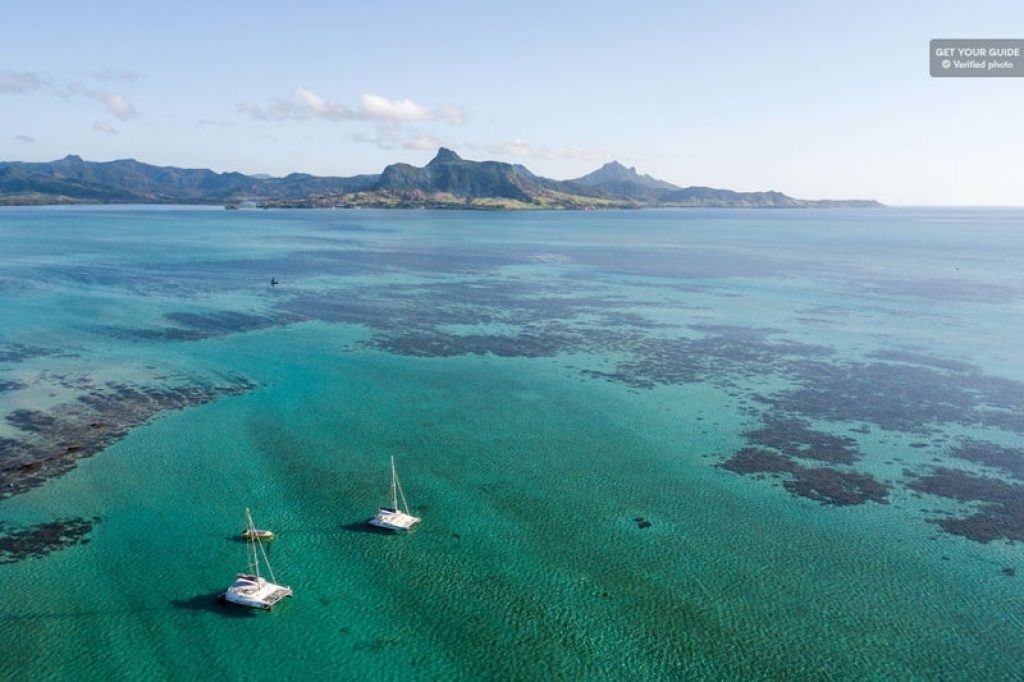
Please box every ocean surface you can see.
[1,206,1023,680]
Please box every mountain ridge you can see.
[0,149,883,209]
[572,161,681,201]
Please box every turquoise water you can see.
[1,206,1023,679]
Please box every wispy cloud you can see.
[2,70,140,126]
[352,124,448,151]
[75,87,138,120]
[0,71,46,94]
[240,88,462,124]
[484,139,608,161]
[93,68,139,83]
[14,134,35,143]
[93,121,118,134]
[437,105,463,126]
[402,134,446,150]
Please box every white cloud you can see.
[93,121,118,134]
[358,93,430,121]
[0,71,45,93]
[295,87,340,117]
[485,139,608,161]
[238,88,351,121]
[89,90,138,120]
[240,88,462,124]
[14,134,35,143]
[69,83,139,120]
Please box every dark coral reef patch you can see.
[279,278,651,359]
[719,447,889,506]
[102,310,298,342]
[583,326,832,389]
[744,414,860,465]
[760,359,1024,434]
[719,447,797,476]
[0,376,255,499]
[585,326,1024,436]
[908,467,1024,543]
[0,379,26,393]
[0,516,99,564]
[949,439,1024,480]
[0,342,53,364]
[782,468,889,507]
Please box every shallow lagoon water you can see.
[1,206,1023,679]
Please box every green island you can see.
[0,148,882,209]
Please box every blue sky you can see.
[1,1,1022,204]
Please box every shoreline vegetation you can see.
[0,148,883,210]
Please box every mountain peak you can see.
[601,160,629,172]
[61,154,84,163]
[428,148,462,164]
[572,160,679,193]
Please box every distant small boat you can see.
[241,527,274,542]
[270,277,278,287]
[369,456,421,531]
[224,508,292,610]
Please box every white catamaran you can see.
[369,456,421,531]
[224,508,293,610]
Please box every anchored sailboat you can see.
[241,524,274,542]
[224,508,292,610]
[369,456,421,531]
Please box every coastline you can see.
[0,199,886,210]
[0,149,884,209]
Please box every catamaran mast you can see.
[245,508,260,580]
[397,473,409,515]
[390,455,399,511]
[257,534,277,584]
[245,507,278,583]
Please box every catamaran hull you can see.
[369,509,421,531]
[223,575,292,610]
[223,589,292,610]
[241,530,275,541]
[224,593,277,610]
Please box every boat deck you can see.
[225,575,292,609]
[369,508,421,531]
